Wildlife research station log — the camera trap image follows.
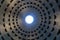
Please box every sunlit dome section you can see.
[25,15,34,24]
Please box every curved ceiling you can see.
[0,0,60,40]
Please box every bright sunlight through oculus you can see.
[25,15,34,24]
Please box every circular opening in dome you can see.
[25,15,34,24]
